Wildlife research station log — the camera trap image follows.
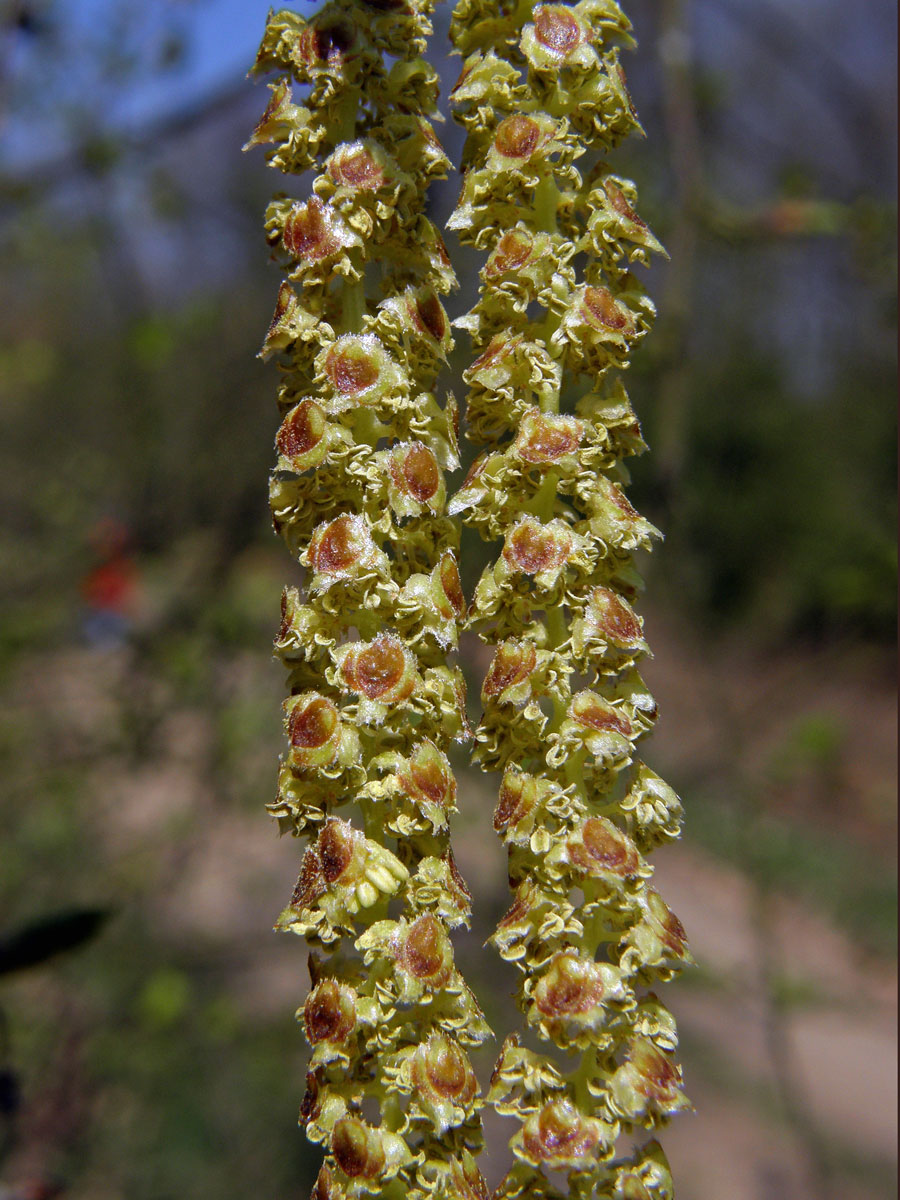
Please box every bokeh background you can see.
[0,0,895,1197]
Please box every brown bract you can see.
[567,816,640,878]
[400,740,457,811]
[327,140,386,190]
[308,514,377,577]
[532,951,606,1016]
[276,399,328,467]
[515,409,583,463]
[298,15,359,70]
[290,819,369,910]
[340,634,415,703]
[460,452,490,492]
[646,889,690,958]
[581,285,634,334]
[619,1038,687,1112]
[447,1155,491,1200]
[408,287,449,345]
[289,694,340,750]
[482,639,538,703]
[486,228,535,276]
[319,819,358,883]
[633,1043,681,1103]
[502,517,574,575]
[445,849,474,913]
[583,586,642,646]
[493,768,539,833]
[434,551,466,620]
[286,693,343,769]
[389,442,441,504]
[311,1163,341,1200]
[606,478,641,520]
[570,691,632,737]
[299,1068,325,1126]
[322,335,384,397]
[469,335,507,372]
[331,1116,386,1179]
[534,5,582,55]
[521,1100,605,1166]
[292,846,326,909]
[399,913,454,987]
[609,56,639,122]
[283,197,346,261]
[604,179,648,229]
[304,979,358,1044]
[411,1034,477,1104]
[494,113,542,160]
[496,879,542,932]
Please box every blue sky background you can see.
[1,0,896,404]
[3,0,895,190]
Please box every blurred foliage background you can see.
[0,1,895,1198]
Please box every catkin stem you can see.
[448,0,690,1194]
[247,3,493,1194]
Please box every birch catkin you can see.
[246,4,492,1197]
[446,2,691,1196]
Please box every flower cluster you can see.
[447,1,690,1196]
[246,4,492,1195]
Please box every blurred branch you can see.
[653,0,702,517]
[696,668,840,1198]
[0,909,110,977]
[0,77,251,211]
[702,0,892,190]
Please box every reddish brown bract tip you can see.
[503,517,574,576]
[390,443,441,503]
[493,769,538,832]
[494,114,541,159]
[584,587,642,645]
[283,197,345,262]
[410,288,447,344]
[328,142,385,190]
[486,229,534,276]
[569,817,640,878]
[522,1101,604,1165]
[289,695,340,750]
[292,846,325,908]
[515,410,583,463]
[412,1034,477,1103]
[534,5,582,54]
[571,692,632,737]
[533,952,606,1016]
[647,890,690,957]
[277,400,327,463]
[582,285,634,332]
[308,515,374,577]
[304,979,357,1044]
[400,913,453,986]
[298,17,357,69]
[482,640,538,702]
[341,634,414,702]
[318,819,356,883]
[437,552,466,619]
[311,1164,340,1200]
[323,337,382,395]
[605,179,647,228]
[331,1117,385,1179]
[403,741,456,809]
